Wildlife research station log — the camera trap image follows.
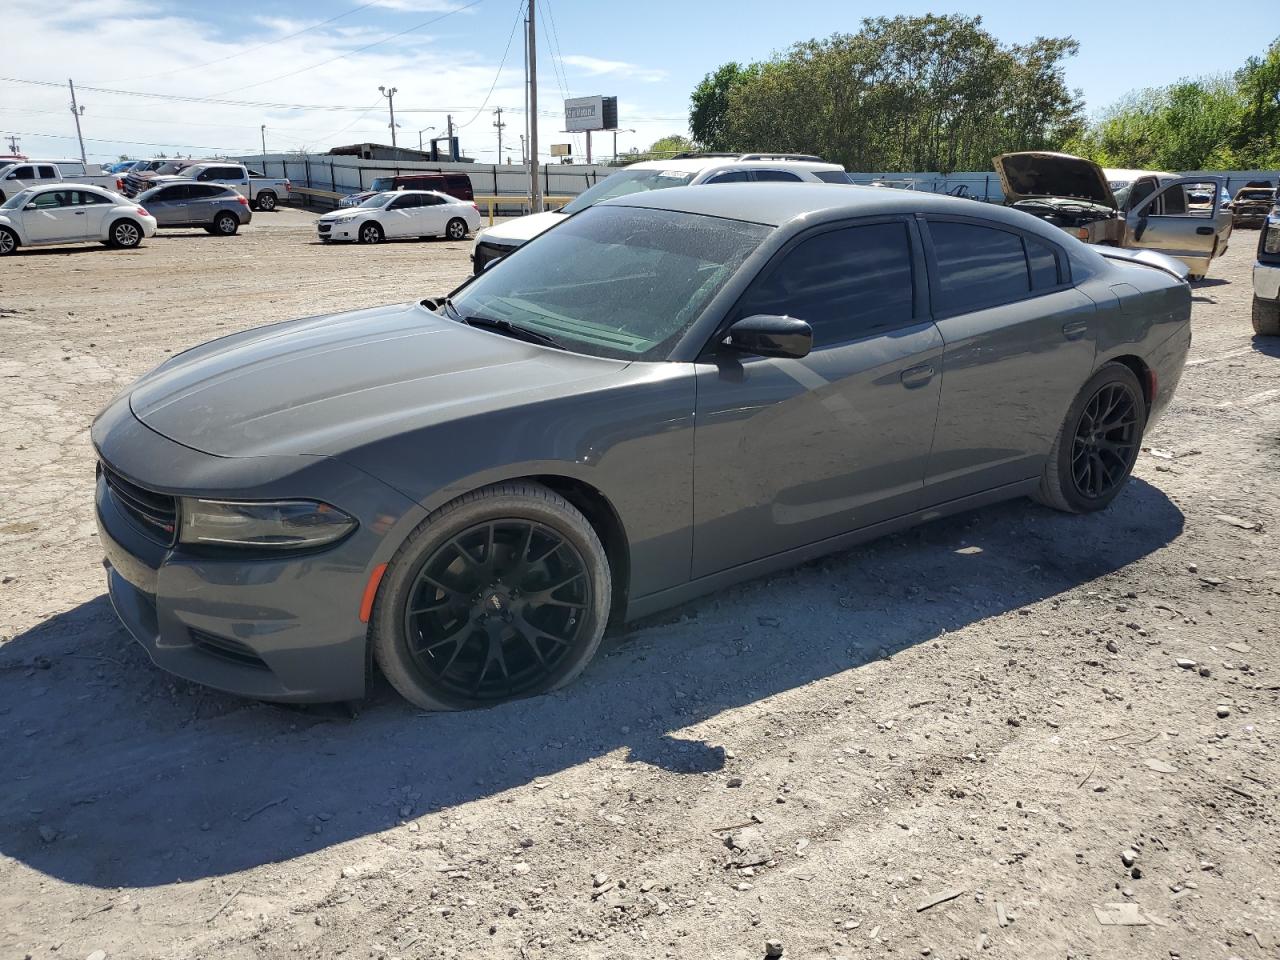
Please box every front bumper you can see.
[92,399,417,702]
[471,237,520,275]
[317,220,358,242]
[1255,261,1280,303]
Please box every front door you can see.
[23,189,87,243]
[692,218,943,578]
[144,185,190,226]
[383,193,423,237]
[921,217,1098,503]
[1125,177,1227,276]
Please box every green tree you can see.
[690,62,758,151]
[632,134,694,162]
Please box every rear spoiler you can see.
[1097,246,1190,282]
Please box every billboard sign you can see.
[550,143,572,157]
[564,95,618,132]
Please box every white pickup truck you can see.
[0,159,124,201]
[151,162,292,211]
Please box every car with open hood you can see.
[994,151,1232,279]
[1232,185,1276,229]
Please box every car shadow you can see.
[1251,334,1280,358]
[1189,277,1229,289]
[0,479,1183,888]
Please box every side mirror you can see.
[24,203,37,210]
[723,314,812,360]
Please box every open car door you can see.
[1125,177,1228,278]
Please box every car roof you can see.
[19,183,115,195]
[625,153,845,175]
[605,181,1069,234]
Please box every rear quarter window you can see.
[928,220,1032,313]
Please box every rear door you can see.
[187,183,227,224]
[920,217,1097,503]
[23,189,86,242]
[1125,177,1226,275]
[418,193,451,235]
[692,218,944,577]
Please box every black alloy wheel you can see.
[403,519,591,703]
[1069,381,1142,501]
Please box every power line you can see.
[93,1,384,84]
[456,0,525,129]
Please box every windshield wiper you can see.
[461,314,566,350]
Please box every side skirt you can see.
[623,477,1040,623]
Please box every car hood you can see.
[128,302,629,459]
[994,151,1117,209]
[477,210,567,245]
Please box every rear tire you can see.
[108,219,142,249]
[1034,362,1146,514]
[0,226,18,255]
[445,217,468,241]
[1253,296,1280,336]
[358,221,383,244]
[370,482,612,711]
[256,191,277,212]
[213,212,239,236]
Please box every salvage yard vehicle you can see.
[150,162,292,212]
[315,190,480,244]
[92,183,1191,710]
[0,184,156,254]
[135,182,252,235]
[1253,209,1280,336]
[1232,186,1276,229]
[123,158,205,197]
[471,152,849,274]
[339,171,475,208]
[0,159,124,201]
[994,151,1232,279]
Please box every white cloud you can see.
[368,0,474,11]
[558,55,667,84]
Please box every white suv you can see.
[471,153,848,273]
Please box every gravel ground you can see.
[0,211,1277,960]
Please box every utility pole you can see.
[5,134,19,155]
[527,0,542,211]
[68,79,86,163]
[492,107,506,164]
[260,124,267,168]
[378,85,398,149]
[586,131,592,165]
[445,114,454,160]
[519,134,526,165]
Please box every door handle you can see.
[74,211,85,215]
[900,363,935,388]
[1195,226,1214,235]
[1062,320,1088,341]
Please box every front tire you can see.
[371,482,612,711]
[358,221,384,245]
[1253,296,1280,336]
[0,226,17,255]
[1035,362,1146,514]
[256,191,277,212]
[445,217,468,241]
[213,212,239,236]
[108,219,142,248]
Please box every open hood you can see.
[994,152,1116,208]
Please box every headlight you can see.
[1265,219,1280,255]
[329,215,356,225]
[180,499,356,550]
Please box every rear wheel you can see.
[1253,296,1280,336]
[256,191,277,212]
[358,221,383,245]
[213,212,239,236]
[1035,362,1146,513]
[371,482,612,711]
[108,219,142,248]
[0,227,17,255]
[445,217,468,241]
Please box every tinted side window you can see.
[1025,238,1061,289]
[421,194,447,206]
[37,165,58,178]
[9,166,35,179]
[738,222,915,346]
[389,194,421,209]
[753,170,803,182]
[78,191,112,205]
[191,184,227,198]
[928,221,1030,313]
[815,171,852,184]
[706,171,751,184]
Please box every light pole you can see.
[378,85,399,149]
[612,128,635,163]
[68,79,86,163]
[260,124,267,168]
[418,126,435,152]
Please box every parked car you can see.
[0,184,156,254]
[470,152,849,273]
[104,160,139,174]
[339,171,475,208]
[1232,186,1276,228]
[92,183,1190,710]
[135,182,252,235]
[0,159,124,201]
[123,158,206,197]
[149,162,291,211]
[315,190,480,244]
[993,152,1232,279]
[1253,208,1280,336]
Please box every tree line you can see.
[667,16,1279,174]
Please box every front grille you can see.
[472,240,516,274]
[101,463,178,546]
[189,629,269,669]
[318,223,332,233]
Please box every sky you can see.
[2,0,1276,167]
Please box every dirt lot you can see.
[0,209,1277,960]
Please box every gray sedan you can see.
[135,182,252,235]
[92,184,1191,710]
